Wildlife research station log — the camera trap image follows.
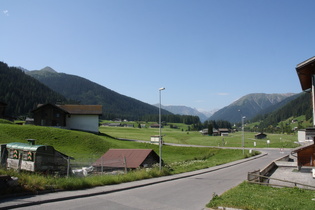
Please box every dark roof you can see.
[58,105,102,115]
[292,143,315,153]
[255,133,267,136]
[296,56,315,91]
[92,149,159,169]
[33,103,102,115]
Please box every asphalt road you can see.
[2,148,291,210]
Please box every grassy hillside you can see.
[0,123,111,160]
[0,121,249,168]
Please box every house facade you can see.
[292,141,315,170]
[32,103,102,133]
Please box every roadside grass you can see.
[207,181,315,210]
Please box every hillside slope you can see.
[254,92,312,127]
[209,93,298,123]
[27,67,172,120]
[0,62,67,117]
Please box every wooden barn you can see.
[292,141,315,170]
[92,149,160,172]
[1,139,73,175]
[255,133,267,139]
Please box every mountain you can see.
[153,104,212,122]
[0,62,67,117]
[209,93,298,123]
[26,67,172,120]
[154,104,217,122]
[253,92,312,127]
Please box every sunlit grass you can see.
[207,181,315,210]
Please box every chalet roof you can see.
[33,103,102,115]
[296,56,315,91]
[255,133,267,136]
[58,105,102,115]
[292,142,315,153]
[92,149,159,169]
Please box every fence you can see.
[247,172,315,190]
[247,154,315,190]
[71,156,127,176]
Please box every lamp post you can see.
[159,87,165,171]
[238,110,245,155]
[242,116,246,155]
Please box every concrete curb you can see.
[0,152,267,209]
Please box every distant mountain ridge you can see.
[1,62,307,126]
[26,67,172,120]
[209,93,298,123]
[153,104,212,122]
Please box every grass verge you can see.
[207,181,315,210]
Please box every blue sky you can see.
[1,0,315,112]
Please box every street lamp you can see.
[242,116,246,155]
[159,87,165,171]
[238,110,245,155]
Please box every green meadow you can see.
[99,123,299,148]
[1,119,307,210]
[0,120,250,194]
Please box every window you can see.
[9,149,19,159]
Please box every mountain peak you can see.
[40,66,57,73]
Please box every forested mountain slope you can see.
[253,92,312,127]
[0,62,67,118]
[209,93,297,123]
[27,67,172,120]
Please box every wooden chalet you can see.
[150,124,162,128]
[255,133,267,139]
[32,103,102,133]
[292,141,315,170]
[92,149,160,172]
[218,128,229,136]
[296,56,315,125]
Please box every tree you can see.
[208,124,213,136]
